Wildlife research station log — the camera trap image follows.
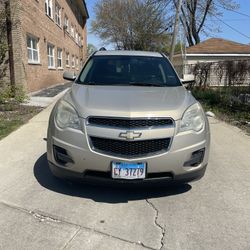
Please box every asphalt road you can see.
[0,104,249,250]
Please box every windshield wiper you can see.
[78,81,165,87]
[82,82,128,86]
[128,82,164,87]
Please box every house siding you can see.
[174,55,250,86]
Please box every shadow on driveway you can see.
[34,153,192,203]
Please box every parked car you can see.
[47,50,210,185]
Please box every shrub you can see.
[0,85,27,104]
[192,88,221,106]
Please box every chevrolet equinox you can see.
[47,50,210,184]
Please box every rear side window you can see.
[78,56,181,86]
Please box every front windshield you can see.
[78,55,181,87]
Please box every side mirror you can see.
[63,71,76,81]
[181,79,195,88]
[181,74,195,88]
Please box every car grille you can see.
[90,136,171,158]
[88,117,173,129]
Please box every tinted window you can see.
[78,56,181,87]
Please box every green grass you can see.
[0,119,24,140]
[0,104,43,140]
[192,87,250,135]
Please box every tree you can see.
[87,43,97,55]
[91,0,172,51]
[174,0,239,46]
[0,1,8,82]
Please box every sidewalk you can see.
[24,82,72,107]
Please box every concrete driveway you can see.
[0,103,249,250]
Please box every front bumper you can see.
[47,112,210,185]
[48,161,207,186]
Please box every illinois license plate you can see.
[112,162,146,180]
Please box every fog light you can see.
[184,148,205,167]
[53,145,74,165]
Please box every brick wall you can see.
[11,0,88,93]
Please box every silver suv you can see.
[47,50,210,185]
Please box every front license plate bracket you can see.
[111,162,146,180]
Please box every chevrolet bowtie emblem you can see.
[119,131,142,141]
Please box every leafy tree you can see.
[87,43,97,55]
[0,1,8,82]
[173,0,239,46]
[91,0,172,51]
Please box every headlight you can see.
[55,100,81,130]
[179,103,205,133]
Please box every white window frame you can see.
[55,2,61,27]
[76,57,79,69]
[75,32,78,43]
[78,34,81,45]
[71,25,74,38]
[27,35,40,64]
[45,0,53,18]
[57,48,63,68]
[64,15,69,32]
[47,43,55,69]
[72,55,75,68]
[66,52,70,67]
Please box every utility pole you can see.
[169,0,182,62]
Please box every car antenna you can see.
[99,47,106,51]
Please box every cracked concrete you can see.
[0,101,250,249]
[0,200,154,250]
[30,211,61,223]
[145,199,165,250]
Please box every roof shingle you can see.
[186,38,250,54]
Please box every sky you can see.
[85,0,250,49]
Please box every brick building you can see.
[3,0,88,93]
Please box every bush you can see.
[192,87,250,114]
[0,85,27,104]
[192,88,221,106]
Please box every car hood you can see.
[63,84,196,120]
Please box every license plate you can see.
[112,162,146,180]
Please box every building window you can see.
[47,44,55,68]
[76,57,79,69]
[71,25,74,38]
[75,32,78,43]
[27,35,39,64]
[66,52,70,67]
[55,2,61,26]
[78,34,81,46]
[45,0,53,18]
[72,55,75,68]
[57,48,63,68]
[64,15,69,32]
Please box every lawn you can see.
[0,103,43,140]
[192,87,250,135]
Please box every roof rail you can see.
[92,50,98,56]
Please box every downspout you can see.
[5,0,15,96]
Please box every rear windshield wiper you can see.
[128,82,165,87]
